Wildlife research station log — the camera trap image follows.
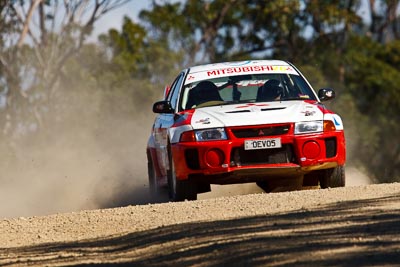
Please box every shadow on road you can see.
[1,195,400,266]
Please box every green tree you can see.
[344,36,400,181]
[98,16,184,109]
[0,0,130,138]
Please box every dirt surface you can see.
[1,182,400,266]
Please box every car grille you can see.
[231,124,290,138]
[230,144,296,166]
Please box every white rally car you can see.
[147,60,346,201]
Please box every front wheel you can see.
[319,165,346,188]
[256,181,272,193]
[168,147,197,201]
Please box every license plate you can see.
[244,138,282,150]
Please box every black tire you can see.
[319,165,346,188]
[168,146,197,201]
[303,172,320,187]
[147,153,158,197]
[256,181,272,193]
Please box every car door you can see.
[153,72,186,177]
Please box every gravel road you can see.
[1,182,400,266]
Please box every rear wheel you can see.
[147,154,158,197]
[168,146,197,201]
[319,166,346,188]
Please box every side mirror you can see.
[153,100,174,114]
[318,88,336,102]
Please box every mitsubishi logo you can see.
[258,129,265,136]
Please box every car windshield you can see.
[180,73,317,110]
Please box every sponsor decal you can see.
[206,65,294,77]
[326,90,334,98]
[302,110,316,116]
[301,105,317,116]
[333,116,341,126]
[195,117,211,124]
[184,64,298,85]
[299,94,310,99]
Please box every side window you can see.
[168,73,185,111]
[165,76,179,100]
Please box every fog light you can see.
[302,141,320,159]
[205,148,224,167]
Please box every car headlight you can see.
[294,121,323,134]
[195,128,227,141]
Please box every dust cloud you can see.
[346,166,373,186]
[0,89,159,219]
[344,128,375,186]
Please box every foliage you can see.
[0,0,130,137]
[343,36,400,181]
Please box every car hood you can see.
[190,101,325,129]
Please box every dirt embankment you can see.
[0,183,400,266]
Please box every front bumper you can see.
[171,123,345,184]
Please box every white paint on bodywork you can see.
[190,101,324,129]
[324,113,344,130]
